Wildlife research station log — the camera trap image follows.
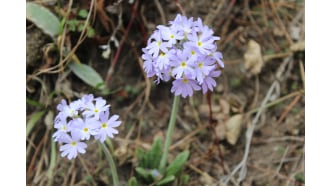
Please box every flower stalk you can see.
[159,95,180,172]
[101,142,119,186]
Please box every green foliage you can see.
[78,9,89,18]
[64,8,95,38]
[132,137,190,185]
[26,2,60,38]
[291,81,298,91]
[139,137,163,169]
[294,172,305,183]
[26,110,46,137]
[69,62,106,91]
[181,174,190,185]
[156,175,175,186]
[125,85,141,97]
[127,177,138,186]
[26,98,44,109]
[229,77,241,88]
[87,27,96,37]
[165,150,189,177]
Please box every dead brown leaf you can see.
[226,114,243,145]
[244,40,264,77]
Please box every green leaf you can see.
[77,24,85,32]
[181,174,190,185]
[146,137,163,169]
[26,98,44,109]
[135,167,150,181]
[127,177,138,186]
[157,175,175,186]
[78,9,89,18]
[26,111,46,137]
[136,148,144,163]
[67,20,78,32]
[69,63,105,90]
[87,27,95,37]
[295,172,305,183]
[26,2,60,38]
[137,138,163,169]
[165,150,189,177]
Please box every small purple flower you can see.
[56,99,81,119]
[171,78,201,98]
[94,111,122,143]
[53,118,71,142]
[83,97,110,119]
[155,50,172,71]
[80,94,94,107]
[157,25,183,45]
[70,118,99,141]
[210,49,224,68]
[142,48,156,77]
[59,133,87,160]
[169,14,194,37]
[146,30,171,57]
[201,70,221,94]
[170,51,195,79]
[194,56,216,84]
[186,27,219,55]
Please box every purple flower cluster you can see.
[142,14,224,98]
[52,94,121,160]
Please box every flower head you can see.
[142,14,224,97]
[53,94,122,160]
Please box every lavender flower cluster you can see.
[142,14,224,98]
[52,94,121,160]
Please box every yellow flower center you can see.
[191,50,196,55]
[197,41,202,47]
[70,109,75,114]
[180,61,187,67]
[170,34,174,39]
[182,78,188,84]
[157,41,161,46]
[101,123,107,129]
[71,141,77,146]
[83,128,89,132]
[159,53,165,57]
[198,62,203,68]
[61,126,67,131]
[94,109,99,113]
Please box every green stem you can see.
[100,142,119,186]
[159,96,180,172]
[47,138,56,186]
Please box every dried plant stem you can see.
[276,94,301,125]
[175,0,186,16]
[154,0,166,25]
[105,0,139,87]
[34,0,96,76]
[101,142,119,186]
[222,81,279,185]
[159,95,180,172]
[246,90,303,116]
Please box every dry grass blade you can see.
[276,94,302,125]
[221,80,280,184]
